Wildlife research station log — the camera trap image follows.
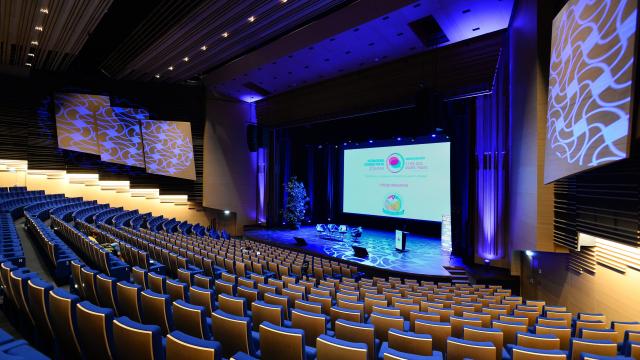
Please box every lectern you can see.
[395,230,408,252]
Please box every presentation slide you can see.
[343,142,450,222]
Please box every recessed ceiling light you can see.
[201,45,207,51]
[155,74,160,78]
[27,53,34,57]
[183,56,189,62]
[40,8,48,14]
[25,63,32,67]
[30,41,38,46]
[35,26,43,31]
[222,32,229,38]
[280,0,287,3]
[248,16,255,22]
[168,66,174,70]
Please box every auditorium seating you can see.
[1,190,640,360]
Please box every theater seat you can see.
[414,320,451,353]
[334,319,379,360]
[509,346,568,360]
[251,300,286,331]
[75,301,115,360]
[569,338,617,360]
[316,334,368,360]
[446,337,496,360]
[172,300,211,339]
[516,331,561,350]
[95,274,119,313]
[380,347,444,359]
[258,321,316,360]
[166,330,222,360]
[370,312,407,341]
[26,277,54,342]
[463,325,504,360]
[141,289,174,335]
[291,308,330,347]
[218,293,249,318]
[116,281,142,323]
[0,339,49,360]
[211,310,255,358]
[113,316,165,360]
[383,328,434,357]
[48,288,82,360]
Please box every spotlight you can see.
[281,0,287,3]
[224,210,231,215]
[248,16,255,22]
[25,63,32,67]
[154,74,160,78]
[525,250,535,257]
[222,32,229,38]
[201,45,207,51]
[431,134,436,138]
[168,66,174,71]
[30,41,38,46]
[35,26,43,31]
[397,137,402,141]
[40,8,49,14]
[368,140,373,143]
[183,56,189,62]
[483,259,490,265]
[27,53,34,57]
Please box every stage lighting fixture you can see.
[201,45,207,51]
[224,210,230,215]
[431,134,436,138]
[483,259,490,264]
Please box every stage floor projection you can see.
[244,226,461,277]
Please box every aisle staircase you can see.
[444,265,470,284]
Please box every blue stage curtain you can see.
[475,52,509,262]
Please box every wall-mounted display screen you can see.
[141,120,196,180]
[97,107,148,168]
[55,93,110,155]
[342,142,450,222]
[544,0,637,183]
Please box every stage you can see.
[244,226,463,278]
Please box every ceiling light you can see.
[168,66,174,71]
[200,45,207,51]
[27,53,34,57]
[183,56,189,62]
[25,63,32,67]
[154,74,160,78]
[40,8,48,14]
[222,32,229,38]
[35,26,43,31]
[30,41,38,46]
[248,16,255,22]
[280,0,287,3]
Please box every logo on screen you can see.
[382,194,404,216]
[386,153,405,173]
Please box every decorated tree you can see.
[284,176,308,228]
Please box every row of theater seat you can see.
[0,328,47,359]
[0,213,25,266]
[2,190,640,360]
[24,213,79,281]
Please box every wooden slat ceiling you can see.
[100,0,351,82]
[0,0,112,72]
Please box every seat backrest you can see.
[569,338,617,360]
[536,325,572,350]
[516,331,560,350]
[370,312,405,341]
[545,311,572,327]
[96,274,119,313]
[80,267,100,305]
[166,330,222,360]
[251,300,284,331]
[211,310,253,359]
[334,319,376,360]
[493,320,528,345]
[579,329,617,343]
[510,346,568,360]
[414,320,451,353]
[166,279,188,302]
[113,316,164,360]
[189,286,215,315]
[49,288,82,360]
[612,322,640,344]
[291,309,327,347]
[116,281,142,322]
[388,328,433,356]
[264,292,290,320]
[141,289,173,335]
[237,285,259,304]
[447,337,496,360]
[463,325,503,360]
[27,277,54,340]
[409,311,440,331]
[148,272,166,294]
[450,315,482,338]
[172,300,210,339]
[259,321,305,360]
[316,334,367,360]
[295,299,322,314]
[76,301,115,360]
[537,317,568,328]
[218,293,247,317]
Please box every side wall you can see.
[203,96,257,234]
